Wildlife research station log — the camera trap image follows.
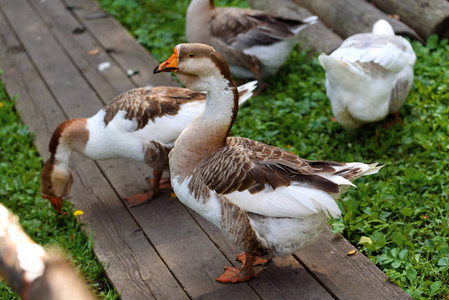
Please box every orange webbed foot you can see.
[215,266,256,283]
[124,191,156,208]
[383,110,403,129]
[125,176,172,207]
[216,253,259,283]
[235,252,270,266]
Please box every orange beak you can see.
[153,47,178,74]
[41,194,63,214]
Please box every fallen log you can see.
[369,0,449,40]
[291,0,423,41]
[0,204,94,300]
[248,0,343,54]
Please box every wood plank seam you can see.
[26,0,113,107]
[292,253,339,299]
[182,205,265,299]
[59,0,142,89]
[92,167,193,299]
[0,6,70,118]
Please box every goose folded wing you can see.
[209,9,300,49]
[188,137,342,218]
[332,34,416,72]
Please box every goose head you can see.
[40,158,73,214]
[372,19,395,35]
[153,43,234,92]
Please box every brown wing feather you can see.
[103,87,206,130]
[210,8,304,48]
[188,137,340,200]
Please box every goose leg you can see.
[125,170,171,207]
[383,110,403,129]
[251,66,267,94]
[216,252,256,283]
[235,252,270,266]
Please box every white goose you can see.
[319,19,416,130]
[186,0,317,82]
[40,83,257,213]
[154,43,382,283]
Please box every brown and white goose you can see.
[40,83,257,213]
[154,43,382,283]
[186,0,317,82]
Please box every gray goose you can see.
[154,43,382,283]
[186,0,317,84]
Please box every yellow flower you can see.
[73,210,84,216]
[0,102,3,108]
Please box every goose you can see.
[40,83,257,213]
[319,19,416,130]
[154,43,382,283]
[186,0,317,84]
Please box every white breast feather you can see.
[171,176,223,229]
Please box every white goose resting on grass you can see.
[154,43,382,283]
[40,82,257,213]
[186,0,317,85]
[319,19,416,130]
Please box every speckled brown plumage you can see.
[187,137,342,201]
[144,141,172,173]
[220,196,269,256]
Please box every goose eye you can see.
[187,53,195,58]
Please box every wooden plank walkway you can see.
[0,0,412,299]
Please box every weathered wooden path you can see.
[0,0,412,299]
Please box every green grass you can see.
[96,1,449,298]
[0,80,119,299]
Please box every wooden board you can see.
[64,0,177,88]
[295,226,412,300]
[30,0,137,101]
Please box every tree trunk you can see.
[0,204,95,300]
[369,0,449,40]
[291,0,423,41]
[249,0,343,54]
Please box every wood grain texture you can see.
[63,0,178,88]
[0,1,187,299]
[29,0,136,102]
[369,0,449,39]
[291,0,422,41]
[248,0,343,54]
[295,226,412,300]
